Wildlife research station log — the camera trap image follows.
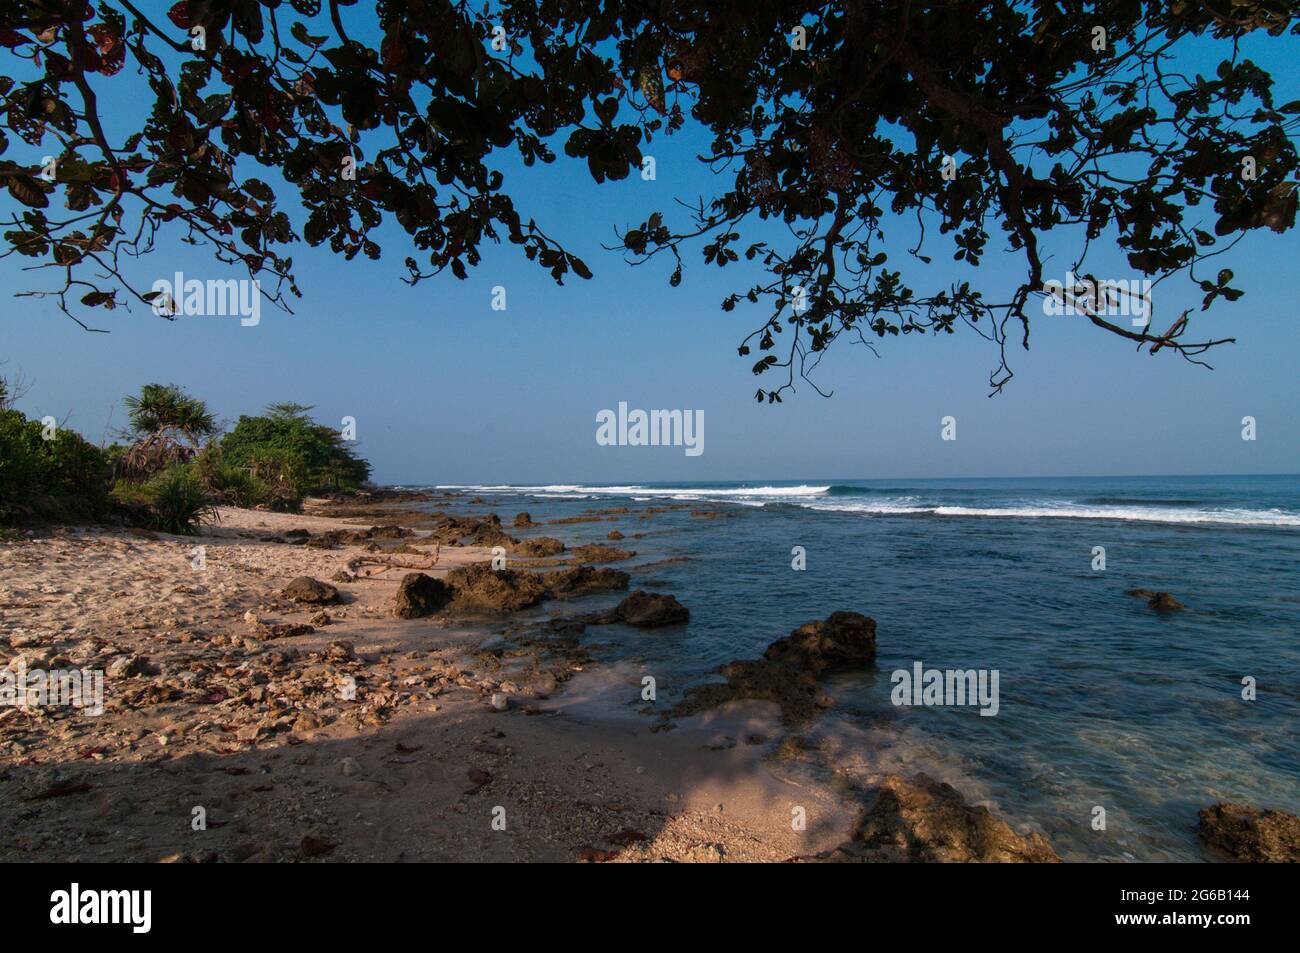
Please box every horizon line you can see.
[401,472,1300,487]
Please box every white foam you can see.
[439,483,831,498]
[799,500,1300,527]
[435,484,1299,527]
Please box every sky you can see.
[2,12,1297,485]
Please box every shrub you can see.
[192,443,282,509]
[215,465,267,508]
[0,409,111,524]
[221,406,370,497]
[111,466,215,535]
[243,447,309,511]
[148,466,216,534]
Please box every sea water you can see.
[425,474,1300,861]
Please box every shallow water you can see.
[425,475,1300,861]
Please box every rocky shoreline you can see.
[1,492,1295,863]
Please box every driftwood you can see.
[346,542,440,576]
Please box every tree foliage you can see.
[118,381,217,477]
[221,402,370,496]
[0,406,111,522]
[1,1,1297,394]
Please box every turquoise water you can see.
[428,475,1300,861]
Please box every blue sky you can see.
[2,16,1297,484]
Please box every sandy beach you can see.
[0,499,871,862]
[5,492,1295,864]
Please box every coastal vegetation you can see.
[0,394,111,525]
[0,376,371,531]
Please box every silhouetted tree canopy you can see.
[2,1,1297,395]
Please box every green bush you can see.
[191,443,283,509]
[242,446,309,511]
[214,465,267,508]
[1,392,372,527]
[110,466,215,535]
[107,477,155,525]
[221,407,370,498]
[0,409,111,524]
[148,466,216,534]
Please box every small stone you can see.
[106,654,151,678]
[338,757,360,777]
[326,641,356,662]
[490,692,509,712]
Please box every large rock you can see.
[469,522,517,548]
[673,659,822,723]
[447,563,549,612]
[514,536,566,558]
[608,590,688,627]
[281,576,340,604]
[1198,802,1300,862]
[826,774,1061,863]
[763,611,876,674]
[513,512,535,528]
[428,513,517,548]
[393,572,454,619]
[544,566,629,598]
[669,611,875,724]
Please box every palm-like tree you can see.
[119,383,218,478]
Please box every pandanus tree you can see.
[119,382,217,477]
[1,1,1297,397]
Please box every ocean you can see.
[420,475,1300,861]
